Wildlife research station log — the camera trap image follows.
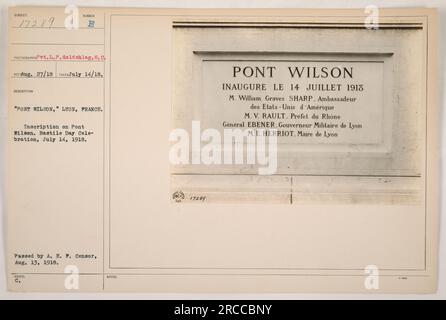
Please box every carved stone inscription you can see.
[201,59,384,145]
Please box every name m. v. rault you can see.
[231,65,354,79]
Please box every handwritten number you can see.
[17,17,55,28]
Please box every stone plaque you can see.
[201,58,385,146]
[172,21,424,203]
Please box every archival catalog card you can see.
[6,6,439,293]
